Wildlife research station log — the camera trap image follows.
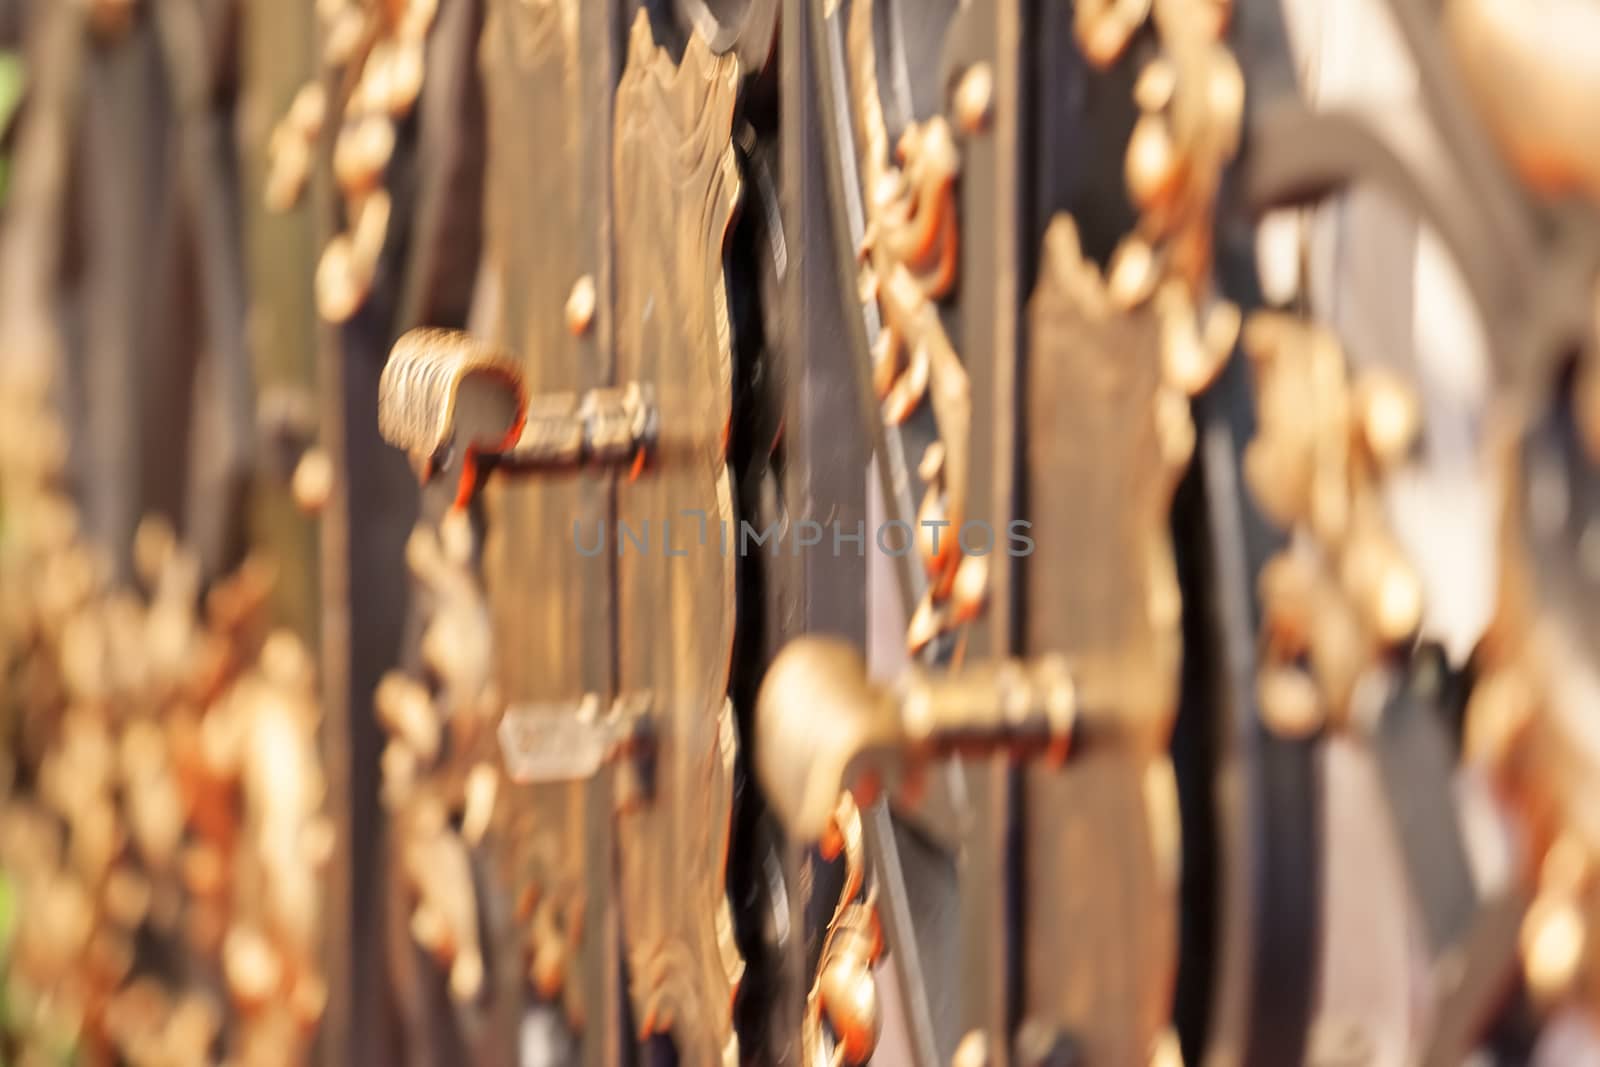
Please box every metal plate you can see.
[476,0,617,1055]
[611,13,745,1065]
[1021,216,1183,1064]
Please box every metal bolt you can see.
[566,274,597,336]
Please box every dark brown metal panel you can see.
[772,0,872,1061]
[777,4,869,652]
[309,52,372,1067]
[152,0,257,583]
[797,2,982,1060]
[62,10,184,580]
[317,1,486,1061]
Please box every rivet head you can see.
[566,274,597,336]
[531,933,567,997]
[315,237,363,323]
[288,83,328,134]
[386,39,426,117]
[954,64,994,134]
[1126,113,1180,212]
[449,951,484,1001]
[1257,664,1323,739]
[1521,891,1586,1001]
[818,947,880,1063]
[953,1031,991,1067]
[291,447,334,515]
[950,554,990,622]
[1356,370,1420,468]
[333,115,395,197]
[223,925,283,1007]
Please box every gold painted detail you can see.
[374,413,602,1016]
[375,512,500,1004]
[845,0,977,653]
[1465,445,1600,1010]
[379,328,526,464]
[0,362,329,1065]
[611,12,744,1065]
[953,1030,992,1067]
[1003,3,1240,1055]
[953,64,994,136]
[291,446,336,515]
[803,793,883,1067]
[1026,217,1193,743]
[1075,0,1243,392]
[565,274,597,336]
[1243,314,1423,736]
[1020,212,1186,1059]
[373,317,659,1015]
[1021,0,1240,744]
[264,0,438,322]
[264,83,328,214]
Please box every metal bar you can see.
[1379,0,1538,279]
[946,0,1022,1058]
[862,798,944,1067]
